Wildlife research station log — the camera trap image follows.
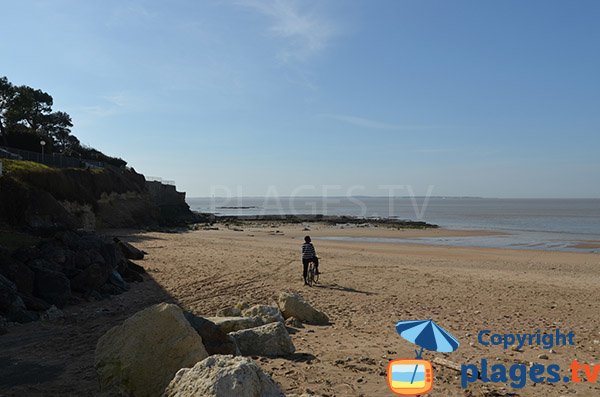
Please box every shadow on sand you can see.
[0,357,65,388]
[312,282,376,296]
[282,352,316,363]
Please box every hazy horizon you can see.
[187,195,600,200]
[2,1,599,198]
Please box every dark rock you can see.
[38,241,69,265]
[114,238,145,260]
[0,275,36,322]
[119,261,144,283]
[28,258,62,274]
[0,252,35,296]
[0,274,25,314]
[98,282,124,296]
[11,246,40,265]
[41,305,65,321]
[70,263,112,292]
[20,293,52,311]
[32,267,71,307]
[99,243,119,270]
[72,250,92,270]
[72,233,105,251]
[108,270,129,292]
[8,308,38,323]
[184,311,239,356]
[14,264,35,295]
[126,260,146,274]
[0,246,13,274]
[60,250,79,278]
[119,267,143,283]
[0,315,7,334]
[87,250,106,266]
[56,230,83,250]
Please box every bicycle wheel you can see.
[307,263,314,287]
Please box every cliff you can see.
[0,160,195,232]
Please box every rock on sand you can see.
[277,292,329,325]
[229,322,295,357]
[242,304,284,324]
[95,302,208,397]
[184,311,239,356]
[164,355,284,397]
[207,316,264,333]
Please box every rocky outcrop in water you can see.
[205,214,437,228]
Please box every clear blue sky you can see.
[2,0,599,198]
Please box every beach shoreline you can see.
[1,223,599,396]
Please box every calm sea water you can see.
[187,197,600,252]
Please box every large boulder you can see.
[95,303,209,397]
[277,292,329,325]
[164,355,284,397]
[229,322,295,357]
[184,312,239,356]
[242,305,284,324]
[70,262,112,292]
[71,249,93,270]
[37,242,69,268]
[31,266,71,307]
[208,316,264,333]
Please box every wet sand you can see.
[1,224,599,396]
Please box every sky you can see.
[1,0,599,198]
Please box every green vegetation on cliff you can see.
[0,159,155,231]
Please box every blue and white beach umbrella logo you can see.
[387,319,460,395]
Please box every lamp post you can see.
[40,140,46,162]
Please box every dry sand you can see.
[1,224,599,396]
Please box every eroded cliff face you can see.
[59,201,96,231]
[146,181,195,226]
[0,163,194,232]
[95,191,159,229]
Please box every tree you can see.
[0,77,15,146]
[0,76,127,167]
[45,111,74,151]
[4,85,55,140]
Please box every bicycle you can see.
[306,259,319,287]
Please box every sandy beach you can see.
[1,223,599,396]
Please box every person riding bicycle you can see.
[302,235,319,285]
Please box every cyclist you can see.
[301,235,319,285]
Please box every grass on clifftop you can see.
[1,159,104,175]
[2,159,52,173]
[1,158,146,206]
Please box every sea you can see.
[187,197,600,253]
